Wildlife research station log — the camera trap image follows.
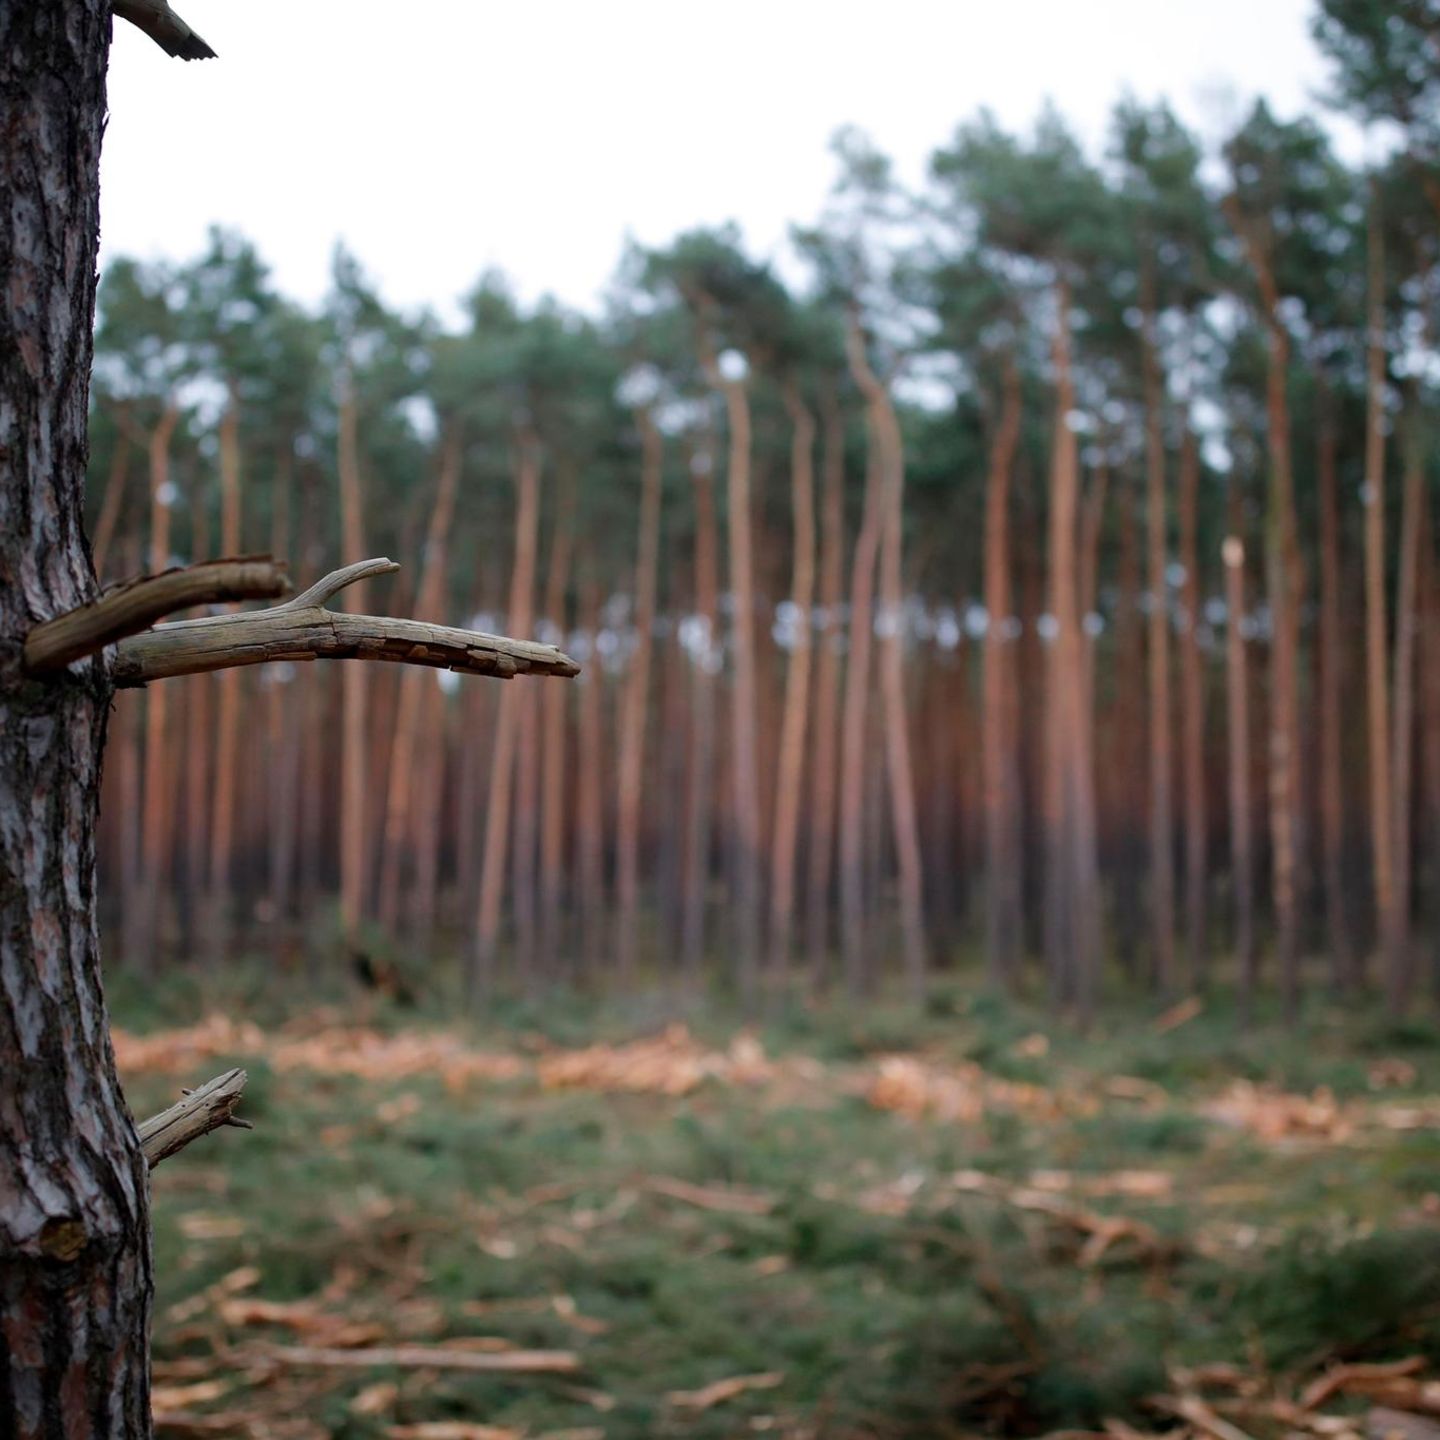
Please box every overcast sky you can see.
[100,0,1357,322]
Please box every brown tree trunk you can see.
[575,581,608,980]
[471,430,541,1000]
[268,451,299,935]
[615,411,662,979]
[538,468,576,980]
[337,377,369,943]
[207,394,243,957]
[982,354,1024,988]
[1111,477,1146,976]
[183,460,212,943]
[1141,288,1176,994]
[766,384,817,994]
[682,442,720,988]
[377,426,462,932]
[91,406,133,580]
[804,387,846,983]
[0,6,155,1431]
[1178,428,1208,986]
[1316,395,1357,989]
[838,435,885,997]
[845,313,928,995]
[1224,490,1257,1014]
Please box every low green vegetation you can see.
[114,970,1440,1439]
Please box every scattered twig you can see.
[24,557,289,673]
[645,1176,776,1216]
[1153,996,1204,1035]
[270,1343,580,1375]
[112,557,579,685]
[667,1372,784,1410]
[139,1070,251,1169]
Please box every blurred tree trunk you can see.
[767,384,817,993]
[838,439,884,996]
[140,400,181,966]
[982,354,1023,989]
[682,442,720,988]
[576,582,607,979]
[472,430,540,1000]
[337,376,369,944]
[1224,488,1256,1015]
[1316,394,1357,990]
[1110,478,1145,977]
[91,405,133,579]
[207,392,243,957]
[0,4,154,1427]
[378,425,462,933]
[615,410,662,980]
[846,313,927,996]
[1178,428,1208,987]
[268,452,299,935]
[1141,278,1176,995]
[538,468,576,979]
[183,460,212,942]
[805,385,846,984]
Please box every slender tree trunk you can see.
[378,426,462,932]
[183,460,212,943]
[206,394,243,958]
[767,384,817,994]
[0,6,155,1430]
[576,582,607,980]
[538,469,575,980]
[805,387,846,984]
[1390,401,1423,1012]
[1316,396,1357,989]
[91,407,132,579]
[268,451,299,934]
[682,443,720,989]
[1111,477,1146,977]
[1141,288,1176,994]
[983,354,1024,988]
[337,376,369,943]
[615,411,662,980]
[1224,489,1256,1015]
[1178,428,1208,986]
[838,438,885,997]
[471,431,541,1001]
[139,402,180,965]
[845,313,928,995]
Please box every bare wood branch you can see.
[112,557,580,687]
[113,0,216,60]
[24,557,291,674]
[138,1069,250,1169]
[269,1344,581,1375]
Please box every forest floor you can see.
[110,969,1440,1440]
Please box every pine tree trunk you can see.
[91,407,132,580]
[982,355,1023,988]
[682,444,720,988]
[1178,428,1208,986]
[766,385,817,994]
[0,5,155,1432]
[471,431,541,1000]
[1224,489,1257,1015]
[183,465,212,944]
[1316,396,1357,989]
[1141,291,1176,994]
[268,453,299,935]
[615,411,663,979]
[804,387,846,985]
[575,582,607,980]
[337,379,369,943]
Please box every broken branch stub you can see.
[138,1069,251,1169]
[111,557,580,686]
[23,556,291,674]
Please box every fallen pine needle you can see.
[667,1372,784,1410]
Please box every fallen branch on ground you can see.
[24,557,290,673]
[112,558,579,685]
[269,1343,580,1375]
[138,1069,251,1168]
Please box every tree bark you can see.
[1177,428,1208,986]
[982,354,1023,988]
[766,384,817,994]
[337,376,369,943]
[1224,490,1257,1016]
[0,6,155,1435]
[615,411,662,980]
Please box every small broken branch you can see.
[270,1343,580,1375]
[112,557,580,686]
[113,0,216,60]
[24,557,291,674]
[139,1069,251,1169]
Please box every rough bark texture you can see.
[0,6,155,1437]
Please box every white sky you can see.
[100,0,1357,322]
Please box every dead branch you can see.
[114,0,216,60]
[269,1343,580,1375]
[24,557,290,674]
[138,1069,251,1169]
[111,557,580,687]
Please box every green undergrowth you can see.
[112,962,1440,1438]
